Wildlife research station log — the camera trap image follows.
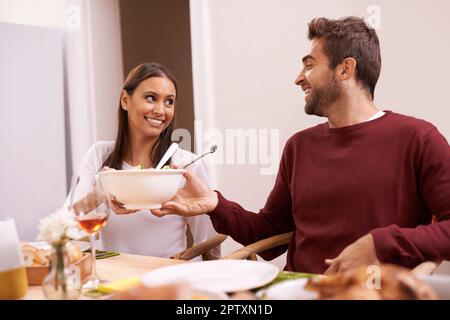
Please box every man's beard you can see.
[304,72,342,117]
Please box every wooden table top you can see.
[24,253,186,300]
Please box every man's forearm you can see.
[208,191,295,259]
[370,220,450,267]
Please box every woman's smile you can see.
[144,116,165,127]
[122,76,176,138]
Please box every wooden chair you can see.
[169,231,292,261]
[170,234,227,261]
[222,231,293,260]
[221,231,440,275]
[171,230,440,276]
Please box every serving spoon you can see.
[155,142,179,169]
[182,145,217,169]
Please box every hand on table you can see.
[324,233,380,275]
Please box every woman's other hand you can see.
[110,196,138,215]
[101,167,138,215]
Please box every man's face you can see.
[295,39,342,117]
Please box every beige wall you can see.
[88,0,124,142]
[0,0,65,27]
[119,0,195,150]
[190,0,450,269]
[0,0,123,180]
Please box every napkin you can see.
[97,277,141,293]
[84,277,141,298]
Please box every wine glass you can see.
[69,174,110,289]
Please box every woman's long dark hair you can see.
[102,62,177,169]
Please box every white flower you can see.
[37,208,86,243]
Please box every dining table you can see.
[21,252,445,300]
[23,252,187,300]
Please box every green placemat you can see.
[84,289,108,298]
[259,271,317,290]
[83,249,120,260]
[95,250,120,259]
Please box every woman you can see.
[72,62,219,258]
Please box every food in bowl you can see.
[132,164,170,170]
[99,168,186,210]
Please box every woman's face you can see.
[122,76,176,139]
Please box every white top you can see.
[70,141,220,259]
[328,110,386,128]
[365,110,386,122]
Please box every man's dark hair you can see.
[308,16,381,99]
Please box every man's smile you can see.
[302,84,312,98]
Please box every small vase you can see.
[42,241,81,300]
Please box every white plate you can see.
[257,278,318,300]
[25,240,90,252]
[141,260,279,293]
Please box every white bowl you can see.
[99,169,186,210]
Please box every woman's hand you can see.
[150,167,218,217]
[102,166,137,215]
[109,197,137,215]
[72,191,102,214]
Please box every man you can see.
[151,17,450,274]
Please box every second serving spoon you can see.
[182,145,217,169]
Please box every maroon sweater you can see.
[208,111,450,274]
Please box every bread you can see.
[21,242,83,267]
[21,244,39,267]
[34,248,51,266]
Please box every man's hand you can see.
[324,233,380,275]
[150,168,219,217]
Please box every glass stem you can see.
[89,233,98,280]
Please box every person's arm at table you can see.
[325,127,450,274]
[370,127,450,267]
[151,145,296,260]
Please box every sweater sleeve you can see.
[208,143,296,260]
[371,127,450,267]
